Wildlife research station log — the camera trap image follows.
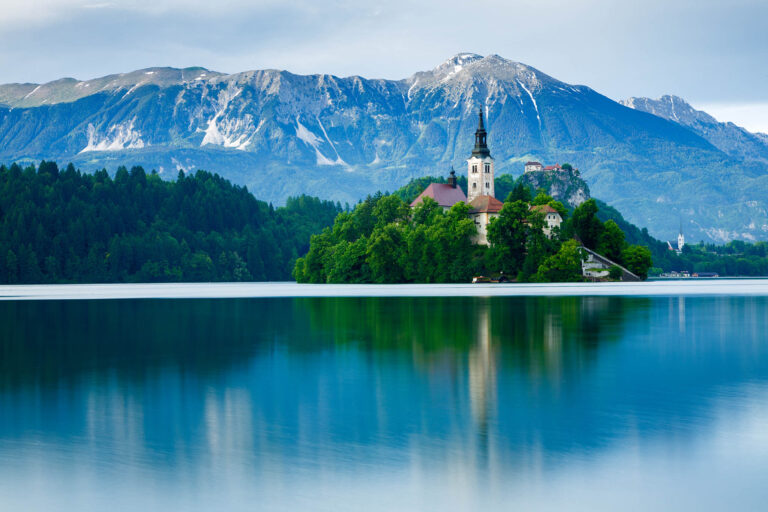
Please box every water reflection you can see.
[1,296,768,511]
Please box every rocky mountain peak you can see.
[622,94,768,165]
[408,53,555,89]
[0,66,222,108]
[621,94,717,125]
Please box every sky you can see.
[1,0,767,132]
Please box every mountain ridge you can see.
[621,94,768,164]
[1,53,767,243]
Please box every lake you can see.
[1,293,768,511]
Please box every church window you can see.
[485,182,490,189]
[472,165,477,173]
[484,164,490,173]
[472,182,477,189]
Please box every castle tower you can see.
[467,110,494,202]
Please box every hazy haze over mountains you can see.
[2,53,768,243]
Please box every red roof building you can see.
[410,183,467,209]
[469,195,504,214]
[530,204,559,214]
[468,194,504,245]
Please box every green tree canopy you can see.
[572,199,604,249]
[622,245,653,280]
[533,240,585,282]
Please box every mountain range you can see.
[2,53,767,243]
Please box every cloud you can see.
[0,0,766,108]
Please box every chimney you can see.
[447,168,457,188]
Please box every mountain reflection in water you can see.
[1,296,767,511]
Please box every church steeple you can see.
[466,109,494,203]
[472,110,491,158]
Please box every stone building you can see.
[469,195,504,245]
[524,161,543,173]
[529,204,563,238]
[467,111,495,203]
[580,246,640,281]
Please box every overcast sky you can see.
[1,0,767,131]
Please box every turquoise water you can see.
[1,296,768,511]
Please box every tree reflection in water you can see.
[1,295,767,484]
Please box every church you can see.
[410,111,504,245]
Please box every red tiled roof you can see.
[543,165,560,171]
[530,204,560,215]
[410,183,467,208]
[469,195,504,214]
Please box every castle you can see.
[410,111,561,245]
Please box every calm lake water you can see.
[1,295,768,511]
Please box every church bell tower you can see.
[467,110,494,202]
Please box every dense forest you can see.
[293,183,652,284]
[3,161,766,285]
[0,161,341,283]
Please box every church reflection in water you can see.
[7,293,765,498]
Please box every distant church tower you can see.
[467,110,494,203]
[677,221,685,252]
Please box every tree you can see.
[622,245,653,280]
[373,194,409,227]
[608,265,623,281]
[366,224,406,283]
[183,252,214,281]
[571,199,604,249]
[533,240,585,282]
[4,250,18,284]
[507,182,532,203]
[532,191,554,206]
[547,200,568,221]
[597,219,626,263]
[486,200,531,275]
[518,209,555,282]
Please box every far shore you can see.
[2,280,768,300]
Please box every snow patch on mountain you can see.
[517,80,540,126]
[295,117,346,167]
[295,118,322,146]
[315,117,348,167]
[201,84,254,150]
[23,85,41,100]
[80,118,145,153]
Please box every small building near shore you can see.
[581,246,640,281]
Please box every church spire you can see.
[472,110,491,158]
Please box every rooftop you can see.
[469,195,504,214]
[530,204,560,215]
[410,183,467,208]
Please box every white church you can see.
[410,111,561,245]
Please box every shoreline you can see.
[2,279,768,300]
